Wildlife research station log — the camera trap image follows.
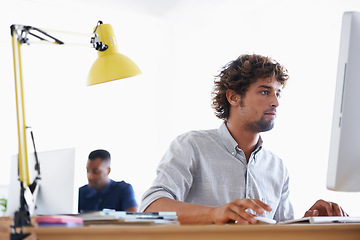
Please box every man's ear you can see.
[226,89,240,106]
[107,167,111,175]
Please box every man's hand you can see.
[210,198,272,224]
[304,199,348,217]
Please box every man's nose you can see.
[87,172,94,181]
[271,94,279,107]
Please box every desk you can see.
[26,223,360,240]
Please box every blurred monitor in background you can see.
[6,148,76,216]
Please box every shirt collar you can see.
[101,179,113,193]
[217,122,263,157]
[86,179,113,197]
[217,122,239,155]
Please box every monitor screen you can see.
[327,11,360,192]
[6,148,77,216]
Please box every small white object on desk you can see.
[253,216,277,224]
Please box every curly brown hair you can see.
[211,54,289,120]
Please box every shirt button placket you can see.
[246,163,250,199]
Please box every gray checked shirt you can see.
[140,123,294,222]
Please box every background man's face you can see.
[86,158,110,191]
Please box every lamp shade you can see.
[87,23,141,86]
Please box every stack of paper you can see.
[77,210,179,226]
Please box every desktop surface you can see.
[26,222,360,240]
[2,216,360,240]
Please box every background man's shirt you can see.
[79,179,137,212]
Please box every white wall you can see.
[1,0,360,218]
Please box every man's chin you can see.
[245,120,275,132]
[256,120,275,132]
[261,123,275,132]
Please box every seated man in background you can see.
[78,149,138,212]
[140,54,347,224]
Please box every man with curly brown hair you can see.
[140,54,347,224]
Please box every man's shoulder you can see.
[79,184,91,195]
[165,127,222,154]
[175,128,218,142]
[79,184,89,190]
[109,180,133,190]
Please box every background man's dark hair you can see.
[211,54,289,120]
[88,149,111,164]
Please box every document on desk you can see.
[76,210,179,225]
[278,216,360,224]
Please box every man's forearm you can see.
[144,197,214,224]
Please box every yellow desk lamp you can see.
[10,20,141,239]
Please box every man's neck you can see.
[94,179,111,192]
[225,121,259,162]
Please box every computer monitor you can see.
[6,148,77,216]
[327,11,360,192]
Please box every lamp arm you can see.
[11,23,108,49]
[10,25,32,240]
[11,24,64,45]
[27,26,64,44]
[11,25,30,188]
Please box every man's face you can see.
[86,158,110,191]
[237,76,282,132]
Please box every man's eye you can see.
[261,91,268,95]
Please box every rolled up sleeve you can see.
[139,134,196,212]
